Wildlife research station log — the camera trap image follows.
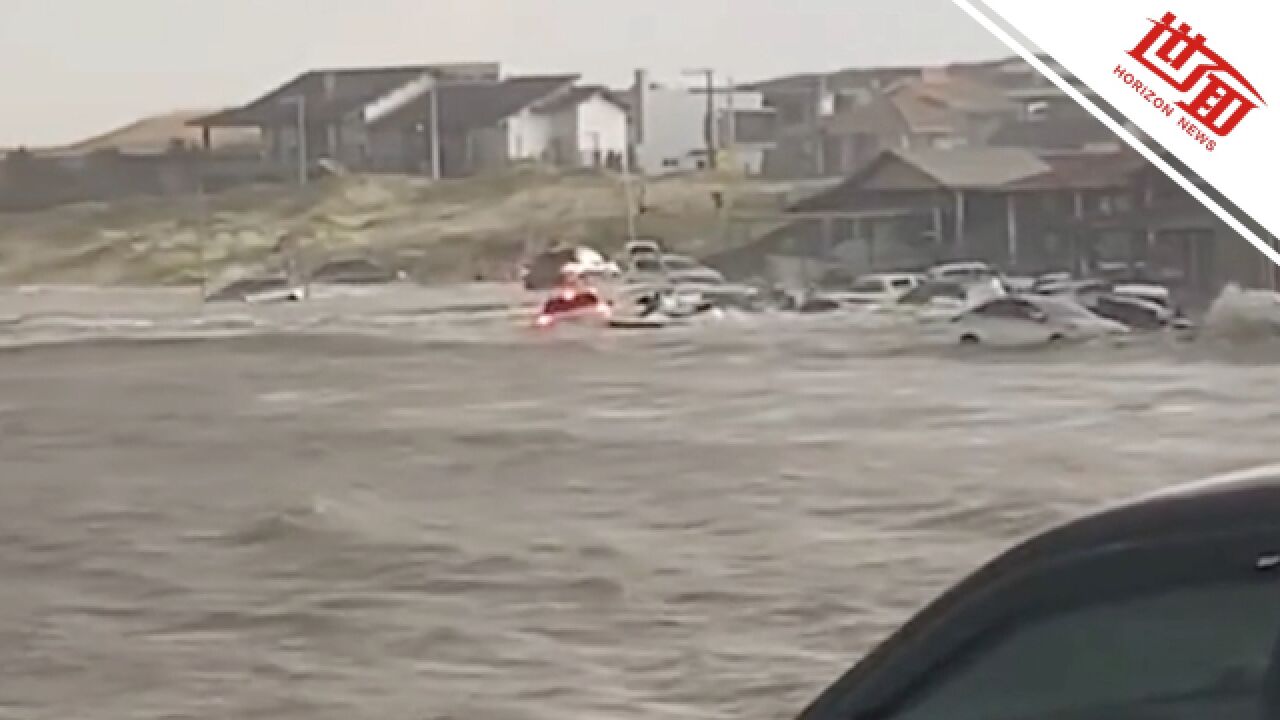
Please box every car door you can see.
[962,298,1041,345]
[797,527,1280,720]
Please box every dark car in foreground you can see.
[796,464,1280,720]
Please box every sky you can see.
[0,0,1006,147]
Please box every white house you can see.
[524,87,630,168]
[436,77,630,173]
[629,70,777,177]
[195,66,630,179]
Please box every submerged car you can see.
[827,273,923,306]
[950,294,1127,346]
[1033,278,1188,333]
[794,463,1280,720]
[309,256,402,285]
[927,261,996,285]
[878,280,971,322]
[532,286,612,328]
[203,274,307,304]
[1090,293,1185,331]
[521,246,620,290]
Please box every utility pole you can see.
[427,74,441,180]
[682,68,717,170]
[725,76,737,149]
[194,155,209,302]
[281,95,308,186]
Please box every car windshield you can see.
[937,265,989,279]
[890,579,1280,720]
[1030,296,1101,321]
[663,256,699,271]
[900,282,965,305]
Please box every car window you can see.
[887,579,1280,720]
[633,258,662,273]
[890,278,915,289]
[1033,297,1097,321]
[663,257,698,271]
[973,298,1035,320]
[939,266,988,280]
[900,283,963,305]
[819,269,856,287]
[851,278,887,293]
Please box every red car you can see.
[533,286,612,327]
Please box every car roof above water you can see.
[1013,465,1280,565]
[858,272,921,282]
[931,261,992,273]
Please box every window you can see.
[632,257,662,273]
[1033,297,1097,322]
[819,268,856,289]
[850,278,888,294]
[662,257,698,271]
[890,278,915,290]
[900,282,964,305]
[973,298,1037,320]
[889,580,1280,720]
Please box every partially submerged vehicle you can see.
[532,285,612,328]
[603,285,721,329]
[660,254,726,285]
[1033,277,1189,332]
[617,252,753,310]
[1089,293,1178,331]
[308,256,402,285]
[521,246,620,290]
[887,280,972,322]
[1113,282,1179,313]
[927,261,996,285]
[795,463,1280,720]
[623,238,664,263]
[826,273,923,306]
[203,275,307,304]
[950,294,1128,346]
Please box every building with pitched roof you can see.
[193,63,628,179]
[707,143,1266,302]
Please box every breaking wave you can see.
[1198,284,1280,343]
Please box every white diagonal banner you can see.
[954,0,1280,268]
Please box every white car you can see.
[827,273,922,306]
[928,261,996,284]
[950,294,1128,347]
[1113,282,1175,309]
[660,254,725,284]
[624,239,663,259]
[522,245,620,289]
[561,246,622,279]
[886,280,973,322]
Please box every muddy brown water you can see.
[1,285,1277,719]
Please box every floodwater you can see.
[1,284,1278,720]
